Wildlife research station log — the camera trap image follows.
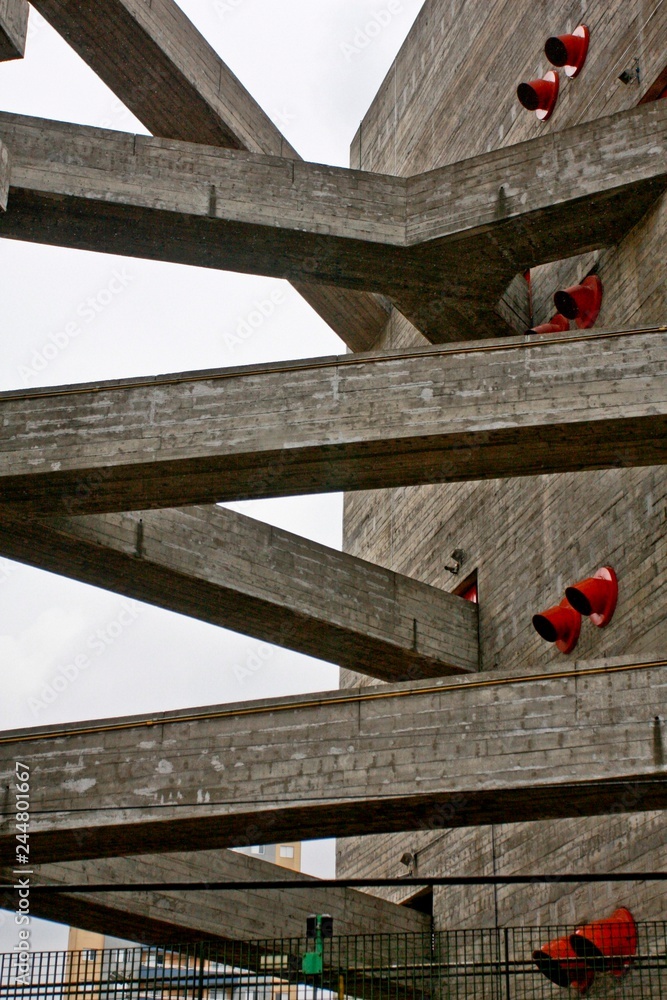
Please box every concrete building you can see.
[335,0,667,932]
[0,0,666,976]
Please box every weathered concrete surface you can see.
[1,103,666,340]
[0,140,9,210]
[0,0,27,60]
[26,0,389,352]
[0,328,665,515]
[0,506,479,680]
[0,657,664,866]
[340,0,667,933]
[0,849,429,942]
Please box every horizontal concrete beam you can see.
[1,102,666,340]
[20,0,390,351]
[0,506,478,680]
[0,0,28,60]
[0,139,9,210]
[0,328,665,515]
[0,850,429,942]
[1,658,665,865]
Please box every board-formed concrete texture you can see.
[0,506,479,680]
[0,0,27,60]
[0,849,429,942]
[338,0,667,930]
[0,328,665,515]
[0,657,665,866]
[1,0,667,940]
[30,0,389,353]
[1,103,667,340]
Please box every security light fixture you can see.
[445,550,466,575]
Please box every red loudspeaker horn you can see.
[526,313,570,335]
[570,907,638,979]
[532,598,581,654]
[565,566,618,627]
[553,275,602,329]
[517,70,559,121]
[545,25,590,77]
[532,936,595,993]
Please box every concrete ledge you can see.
[1,656,664,865]
[0,327,665,514]
[0,102,666,340]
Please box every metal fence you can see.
[1,924,666,999]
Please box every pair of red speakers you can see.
[532,566,618,654]
[517,25,590,121]
[528,275,603,334]
[533,907,637,993]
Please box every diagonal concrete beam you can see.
[0,506,478,680]
[34,0,292,154]
[1,657,665,865]
[0,103,666,340]
[0,139,9,210]
[0,328,665,515]
[30,0,389,352]
[0,849,429,942]
[0,0,28,60]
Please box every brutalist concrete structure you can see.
[0,0,665,948]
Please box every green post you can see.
[302,914,333,976]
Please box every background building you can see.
[233,843,302,874]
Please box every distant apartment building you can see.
[232,842,302,873]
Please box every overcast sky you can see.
[0,0,424,952]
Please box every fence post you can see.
[503,928,511,1000]
[197,941,206,1000]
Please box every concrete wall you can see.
[339,0,667,929]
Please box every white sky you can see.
[0,0,425,952]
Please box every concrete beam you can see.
[0,657,665,866]
[0,850,428,942]
[35,0,290,154]
[0,506,478,680]
[0,0,27,60]
[0,140,9,210]
[0,328,665,515]
[30,0,388,352]
[1,102,666,340]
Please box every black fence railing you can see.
[0,924,666,999]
